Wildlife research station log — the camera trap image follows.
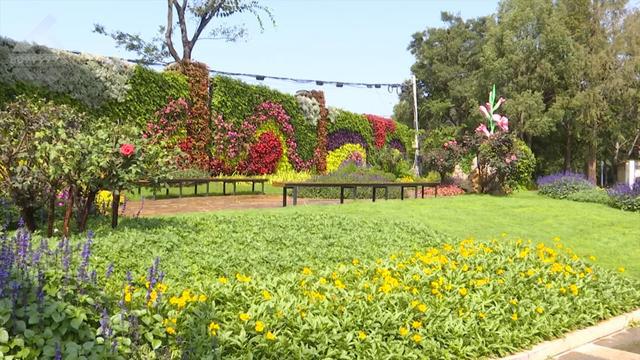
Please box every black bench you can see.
[281,182,439,206]
[135,178,267,199]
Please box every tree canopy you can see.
[397,0,640,182]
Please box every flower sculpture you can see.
[476,85,508,137]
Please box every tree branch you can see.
[173,0,191,61]
[165,0,181,62]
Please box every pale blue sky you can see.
[2,0,498,116]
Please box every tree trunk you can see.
[62,185,75,237]
[77,190,97,232]
[46,194,56,237]
[563,127,572,173]
[20,206,37,232]
[586,142,597,184]
[111,190,119,229]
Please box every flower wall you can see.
[0,39,414,178]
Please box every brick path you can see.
[556,327,640,360]
[123,195,337,217]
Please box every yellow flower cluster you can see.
[169,289,207,309]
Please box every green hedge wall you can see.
[211,75,317,161]
[97,66,189,126]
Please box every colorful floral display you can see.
[246,132,284,175]
[327,130,368,151]
[476,85,508,137]
[365,114,397,148]
[325,143,367,173]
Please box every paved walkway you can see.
[123,195,337,217]
[556,327,640,360]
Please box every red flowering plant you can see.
[365,114,396,149]
[119,143,135,157]
[143,97,189,147]
[245,131,283,175]
[247,102,314,172]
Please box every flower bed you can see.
[4,221,638,359]
[423,184,465,197]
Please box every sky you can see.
[1,0,501,116]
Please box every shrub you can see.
[421,140,462,183]
[566,188,611,205]
[537,172,594,199]
[511,140,536,189]
[607,180,640,212]
[368,147,412,179]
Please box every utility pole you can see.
[411,74,420,177]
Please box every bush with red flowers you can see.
[245,131,283,175]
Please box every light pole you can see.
[411,74,420,177]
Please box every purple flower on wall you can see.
[389,138,406,154]
[327,130,368,151]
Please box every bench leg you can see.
[352,187,356,199]
[179,182,183,198]
[152,188,156,201]
[206,182,210,196]
[223,182,226,195]
[400,186,404,200]
[435,185,438,197]
[233,182,237,195]
[194,183,198,195]
[138,186,141,195]
[421,186,425,198]
[282,187,287,207]
[292,187,298,206]
[252,182,255,193]
[385,187,389,200]
[372,187,376,202]
[262,182,265,194]
[414,186,418,199]
[165,187,169,196]
[340,186,345,204]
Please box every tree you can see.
[394,12,489,131]
[94,0,274,63]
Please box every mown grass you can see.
[90,191,639,280]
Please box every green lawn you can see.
[92,191,639,280]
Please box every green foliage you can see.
[566,188,611,205]
[368,147,412,178]
[391,121,414,155]
[609,195,640,212]
[211,75,316,161]
[327,110,374,148]
[512,140,536,189]
[538,177,594,200]
[297,163,400,199]
[98,66,189,126]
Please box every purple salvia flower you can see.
[77,233,93,282]
[99,307,112,338]
[90,270,97,284]
[54,343,62,360]
[105,262,114,279]
[36,268,45,308]
[120,197,127,216]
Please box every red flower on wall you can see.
[119,143,136,157]
[365,114,396,148]
[246,131,283,175]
